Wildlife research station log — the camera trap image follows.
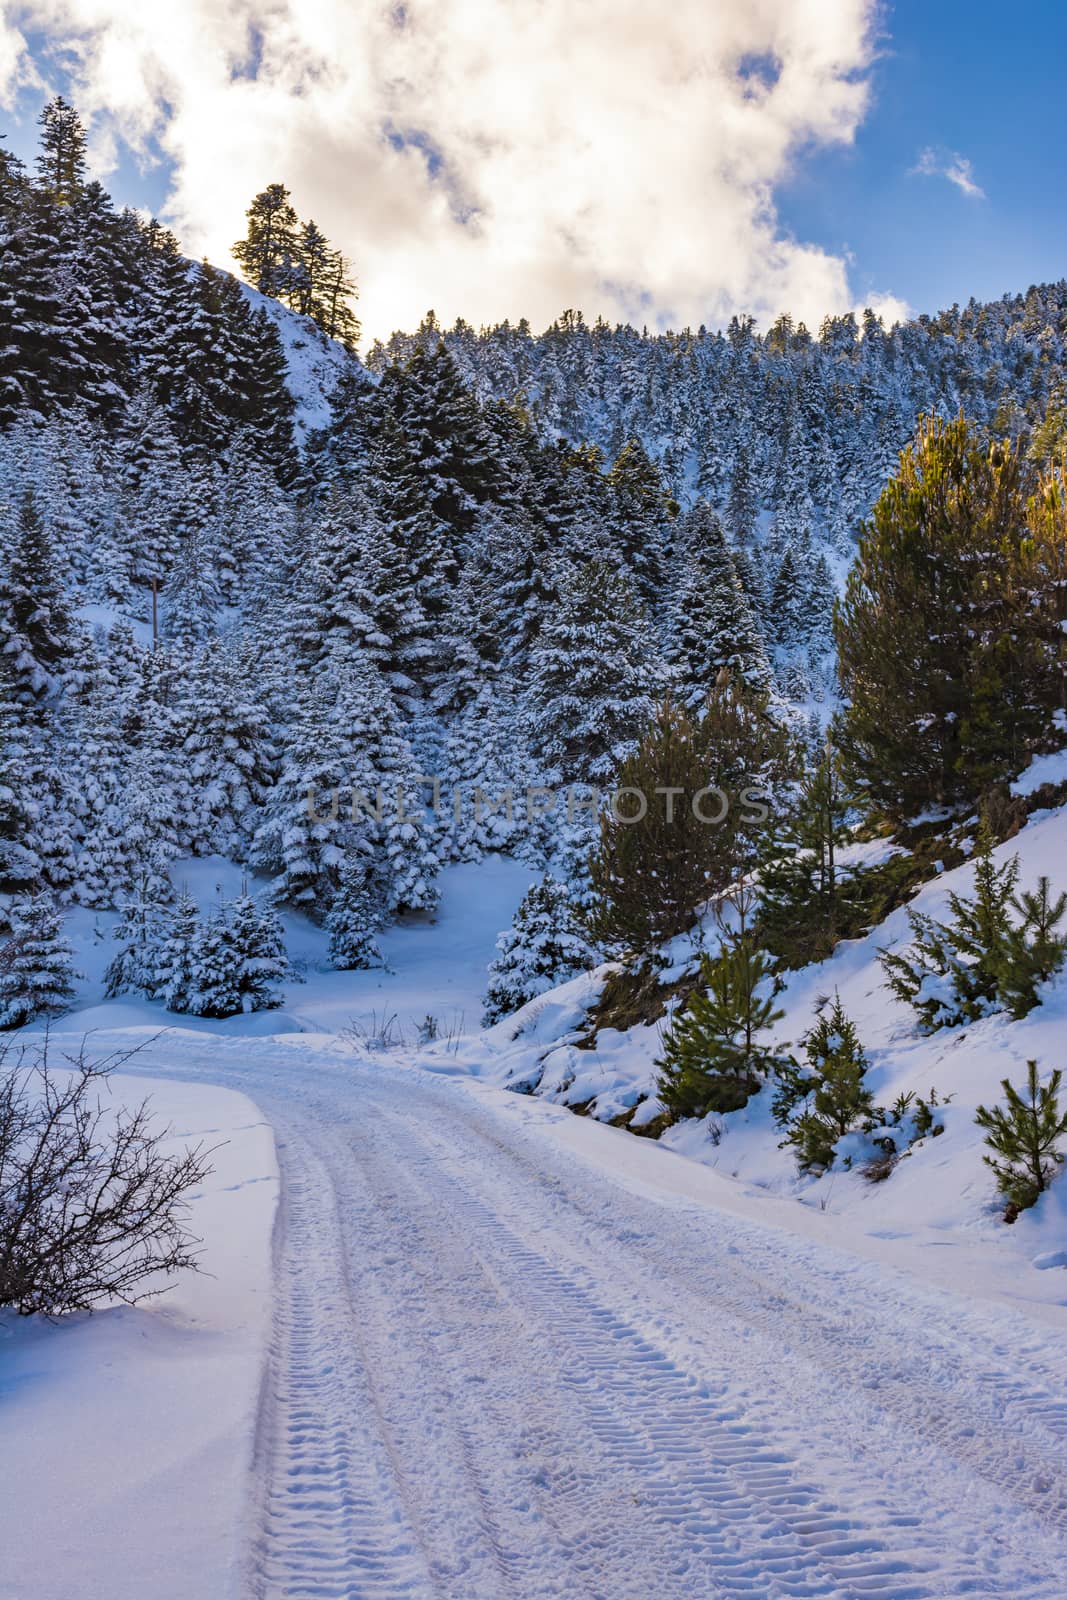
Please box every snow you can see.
[237,281,371,439]
[1011,745,1067,797]
[0,1071,277,1600]
[8,1012,1064,1597]
[8,812,1067,1594]
[455,801,1067,1314]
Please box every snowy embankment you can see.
[442,797,1067,1314]
[0,1071,277,1600]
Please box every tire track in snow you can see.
[91,1032,1067,1599]
[414,1080,1067,1541]
[246,1137,437,1600]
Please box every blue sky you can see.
[777,0,1067,316]
[1,1,1064,336]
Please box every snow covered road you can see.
[196,1042,1067,1600]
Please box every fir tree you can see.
[524,558,657,785]
[776,997,876,1173]
[606,435,674,601]
[155,890,201,1014]
[190,907,243,1019]
[0,492,72,713]
[976,1061,1067,1220]
[0,689,43,899]
[35,96,87,206]
[482,877,593,1026]
[160,532,221,652]
[228,892,287,1011]
[104,875,169,999]
[656,889,788,1118]
[726,444,758,546]
[0,893,75,1027]
[665,502,770,704]
[758,736,852,968]
[326,852,384,971]
[177,643,274,859]
[444,679,528,861]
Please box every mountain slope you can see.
[458,784,1067,1307]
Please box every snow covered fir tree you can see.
[0,100,1063,1013]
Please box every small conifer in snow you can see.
[656,889,788,1119]
[155,891,201,1015]
[0,894,75,1027]
[229,892,287,1010]
[189,909,244,1020]
[882,819,1067,1031]
[774,997,876,1173]
[327,854,384,971]
[104,875,169,999]
[483,876,592,1026]
[976,1060,1067,1220]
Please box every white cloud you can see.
[0,11,37,105]
[9,1,886,341]
[913,145,985,200]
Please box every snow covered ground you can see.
[5,827,1067,1596]
[473,801,1067,1308]
[0,1071,277,1600]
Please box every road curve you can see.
[219,1049,1067,1600]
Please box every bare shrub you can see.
[0,1034,214,1316]
[341,1011,407,1051]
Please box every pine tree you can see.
[836,416,1065,816]
[656,890,788,1118]
[588,677,794,955]
[228,892,287,1011]
[776,997,876,1173]
[326,853,384,971]
[996,878,1067,1017]
[588,698,722,954]
[0,894,75,1027]
[155,890,201,1014]
[482,877,593,1026]
[976,1061,1067,1220]
[524,558,658,785]
[758,736,852,968]
[881,818,1065,1030]
[35,96,87,206]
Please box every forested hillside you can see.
[3,96,1067,1026]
